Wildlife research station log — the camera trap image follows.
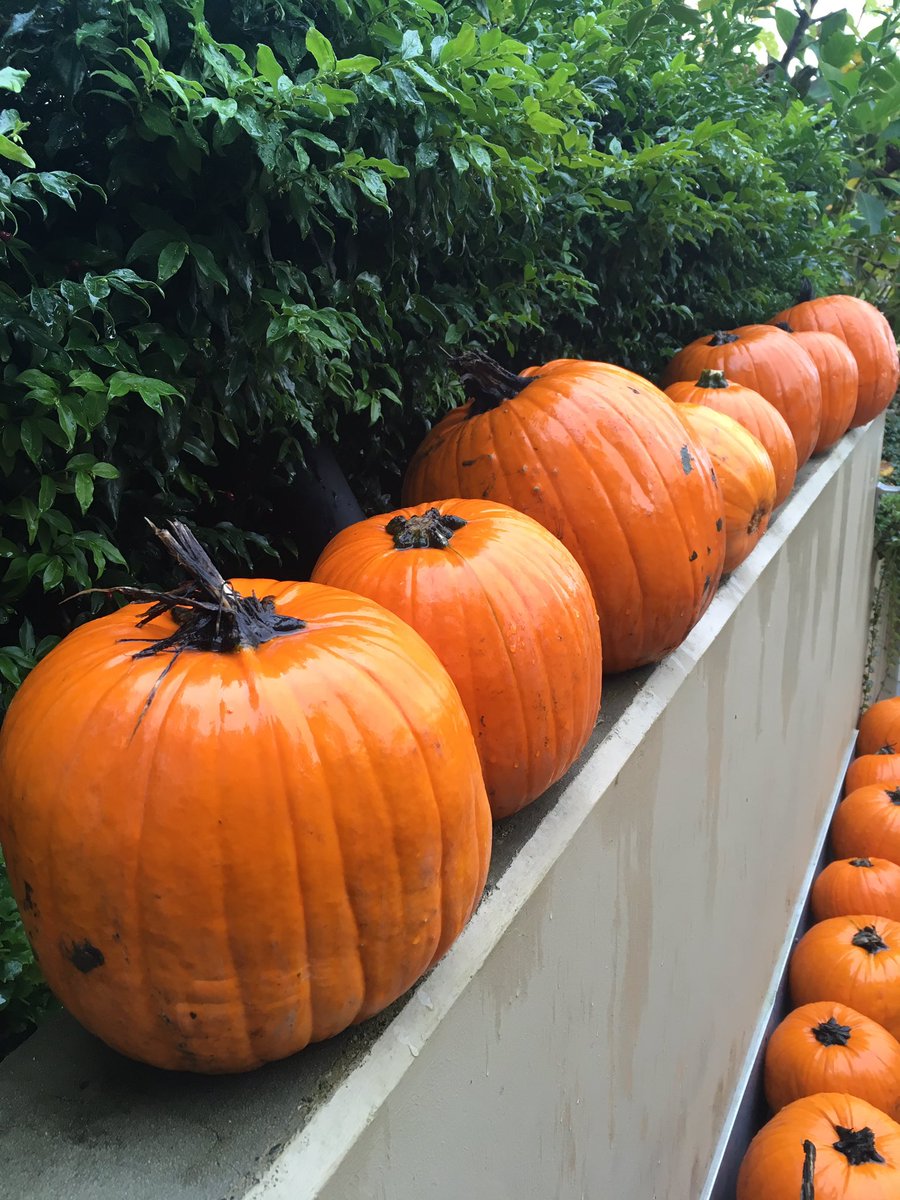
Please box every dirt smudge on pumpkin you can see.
[716,517,723,532]
[689,551,698,562]
[63,939,105,973]
[22,880,35,912]
[680,445,693,474]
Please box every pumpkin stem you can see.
[774,321,794,333]
[696,369,729,389]
[708,331,739,347]
[812,1016,852,1046]
[801,1139,816,1200]
[851,924,889,954]
[451,351,533,417]
[832,1125,886,1166]
[876,745,896,755]
[386,509,467,550]
[888,787,900,805]
[798,277,815,303]
[111,520,305,657]
[850,858,874,868]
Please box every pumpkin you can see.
[845,752,900,797]
[858,698,900,757]
[789,916,900,1039]
[660,324,823,466]
[770,290,899,428]
[832,786,900,866]
[0,523,492,1073]
[811,858,900,924]
[737,1093,900,1199]
[764,1001,900,1118]
[664,369,798,506]
[674,404,776,573]
[312,499,603,820]
[402,354,726,674]
[772,324,859,454]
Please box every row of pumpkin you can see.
[737,696,900,1198]
[0,288,896,1076]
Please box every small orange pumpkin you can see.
[312,499,603,820]
[811,857,900,923]
[402,354,726,674]
[832,785,900,866]
[660,324,823,466]
[789,916,900,1039]
[772,324,858,454]
[737,1093,900,1199]
[858,697,900,757]
[675,404,776,573]
[764,1001,900,1118]
[664,369,798,506]
[770,290,899,428]
[845,752,900,796]
[0,523,492,1073]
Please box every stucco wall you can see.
[0,419,882,1200]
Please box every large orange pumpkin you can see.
[811,857,900,923]
[845,752,900,796]
[772,324,859,454]
[790,916,900,1039]
[770,291,899,428]
[312,499,603,820]
[858,697,900,756]
[674,404,776,573]
[402,354,726,674]
[0,523,492,1073]
[764,1001,900,1118]
[737,1093,900,1199]
[832,785,900,866]
[664,369,798,506]
[660,324,823,466]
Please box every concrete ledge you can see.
[0,419,883,1200]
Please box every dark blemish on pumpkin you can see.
[160,1013,172,1025]
[189,1011,198,1020]
[629,386,639,394]
[710,467,718,484]
[702,574,712,593]
[479,715,487,727]
[707,546,712,555]
[716,518,723,532]
[680,446,693,474]
[532,485,542,496]
[461,459,477,468]
[64,939,105,973]
[22,881,34,912]
[689,551,698,562]
[112,931,121,942]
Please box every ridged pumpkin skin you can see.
[789,916,900,1039]
[312,499,603,820]
[661,324,823,466]
[737,1093,900,1199]
[845,753,900,796]
[812,858,900,923]
[674,404,776,573]
[776,328,859,454]
[764,1001,900,1118]
[403,358,726,674]
[832,786,900,866]
[0,581,492,1073]
[858,698,900,756]
[770,294,899,428]
[665,371,798,506]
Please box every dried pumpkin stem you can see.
[707,331,739,347]
[851,925,889,954]
[773,321,794,333]
[812,1016,852,1047]
[801,1139,816,1200]
[696,369,730,389]
[850,858,874,868]
[450,351,533,417]
[386,509,467,550]
[832,1125,885,1166]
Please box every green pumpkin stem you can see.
[851,924,889,954]
[832,1125,885,1166]
[708,331,740,347]
[696,369,730,389]
[801,1139,816,1200]
[812,1016,852,1046]
[387,509,467,549]
[451,351,533,416]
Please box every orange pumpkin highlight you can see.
[665,369,797,506]
[789,916,900,1040]
[811,857,900,923]
[764,1001,900,1118]
[403,354,726,674]
[0,526,492,1073]
[737,1093,900,1199]
[674,404,776,573]
[312,499,603,820]
[660,324,823,466]
[770,292,899,428]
